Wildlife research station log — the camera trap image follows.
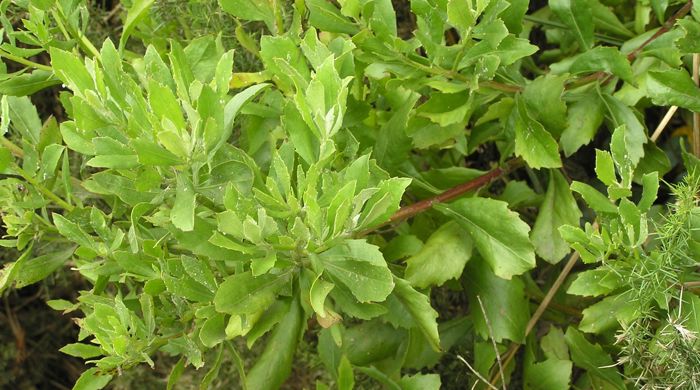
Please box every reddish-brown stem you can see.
[401,160,521,220]
[626,1,693,62]
[481,80,523,93]
[358,159,522,236]
[565,1,692,90]
[389,163,511,222]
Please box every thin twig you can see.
[1,137,24,158]
[566,1,693,90]
[388,165,508,222]
[457,355,500,390]
[11,163,75,212]
[650,106,679,142]
[0,48,52,72]
[358,159,522,236]
[525,252,581,336]
[626,2,693,62]
[490,250,582,386]
[692,53,700,157]
[478,295,507,390]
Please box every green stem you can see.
[399,55,523,93]
[225,341,248,390]
[0,48,52,72]
[52,8,101,61]
[12,163,75,212]
[1,137,25,158]
[523,15,624,45]
[272,0,285,35]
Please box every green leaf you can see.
[220,83,271,152]
[650,0,668,23]
[0,96,8,137]
[219,0,276,31]
[60,343,103,359]
[570,181,618,214]
[464,257,529,343]
[591,0,634,37]
[495,35,539,65]
[52,214,97,251]
[0,148,11,172]
[214,271,290,315]
[541,327,570,361]
[318,240,394,303]
[496,0,527,34]
[647,69,700,112]
[60,121,95,155]
[531,170,582,264]
[676,19,700,53]
[185,36,225,83]
[131,139,182,166]
[564,328,625,389]
[634,143,670,184]
[73,368,112,390]
[310,275,335,317]
[550,0,594,50]
[49,48,93,96]
[398,373,442,390]
[522,75,568,137]
[200,344,225,390]
[609,124,642,186]
[148,79,186,131]
[46,299,75,311]
[200,313,227,348]
[337,355,355,390]
[437,197,536,280]
[327,180,356,237]
[570,47,634,84]
[405,221,473,288]
[0,70,61,96]
[171,174,196,232]
[7,96,41,145]
[524,358,572,390]
[341,321,404,365]
[87,137,139,169]
[595,150,616,186]
[375,94,420,171]
[245,297,304,390]
[391,277,441,351]
[579,291,637,333]
[600,97,646,168]
[447,0,475,32]
[357,177,412,230]
[114,250,157,278]
[307,0,359,34]
[260,35,311,93]
[167,358,186,390]
[511,97,562,169]
[15,249,74,288]
[637,172,659,212]
[119,0,155,52]
[40,144,65,180]
[284,101,319,164]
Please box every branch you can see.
[489,251,581,387]
[566,1,693,90]
[390,160,519,222]
[626,1,693,62]
[692,53,700,156]
[359,159,522,236]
